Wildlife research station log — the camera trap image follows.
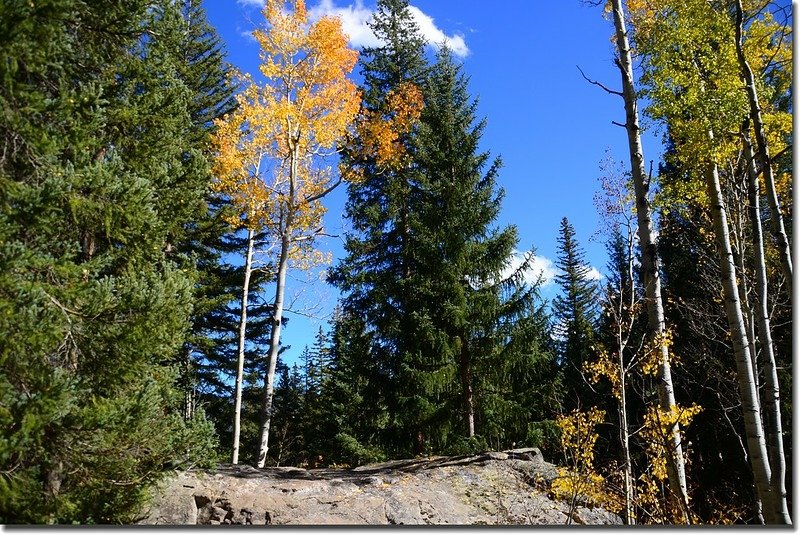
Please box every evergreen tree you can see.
[656,144,768,520]
[318,309,388,466]
[153,0,239,423]
[0,0,220,522]
[332,33,560,458]
[552,217,599,410]
[414,47,559,452]
[302,327,332,395]
[267,361,306,467]
[328,0,430,457]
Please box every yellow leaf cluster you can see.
[640,403,702,482]
[584,349,622,400]
[552,468,618,512]
[553,408,623,513]
[640,328,674,377]
[557,408,605,471]
[354,81,424,172]
[629,0,792,217]
[210,0,361,268]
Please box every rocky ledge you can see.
[137,448,621,526]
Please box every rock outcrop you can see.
[137,448,621,526]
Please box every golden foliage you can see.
[640,404,702,482]
[552,409,624,514]
[211,0,360,269]
[633,404,702,524]
[347,81,424,177]
[628,0,792,217]
[584,349,622,400]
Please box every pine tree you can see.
[319,309,389,466]
[302,327,332,395]
[154,0,238,423]
[267,360,306,467]
[332,34,560,458]
[552,217,599,409]
[0,0,219,522]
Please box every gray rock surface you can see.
[137,449,621,526]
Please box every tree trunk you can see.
[743,133,791,524]
[459,334,475,438]
[614,227,636,525]
[257,143,298,468]
[704,152,784,524]
[619,401,634,525]
[618,352,635,525]
[734,0,792,291]
[729,190,758,384]
[184,347,195,421]
[232,228,255,465]
[609,0,690,520]
[256,229,289,468]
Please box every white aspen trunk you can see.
[256,230,289,468]
[620,227,637,525]
[232,228,255,465]
[256,142,298,468]
[184,347,194,421]
[730,198,759,385]
[734,0,792,291]
[610,0,690,519]
[743,134,791,524]
[704,153,781,524]
[619,399,634,524]
[618,351,635,525]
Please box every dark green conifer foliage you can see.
[331,30,560,458]
[552,217,599,410]
[150,0,240,423]
[655,144,767,519]
[302,327,332,395]
[415,47,559,452]
[267,360,306,467]
[329,0,430,458]
[320,310,388,466]
[0,0,220,523]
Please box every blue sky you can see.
[202,0,665,366]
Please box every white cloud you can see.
[237,0,264,7]
[499,250,603,290]
[501,250,559,288]
[585,266,604,281]
[406,5,469,57]
[308,0,382,48]
[308,1,470,57]
[240,29,257,42]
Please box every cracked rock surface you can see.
[137,448,621,526]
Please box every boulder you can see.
[137,452,621,526]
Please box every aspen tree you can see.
[584,0,691,519]
[211,0,359,467]
[625,0,791,522]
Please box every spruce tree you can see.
[328,0,430,457]
[319,309,388,466]
[153,0,239,423]
[332,34,560,457]
[267,360,306,467]
[552,217,599,409]
[414,47,559,451]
